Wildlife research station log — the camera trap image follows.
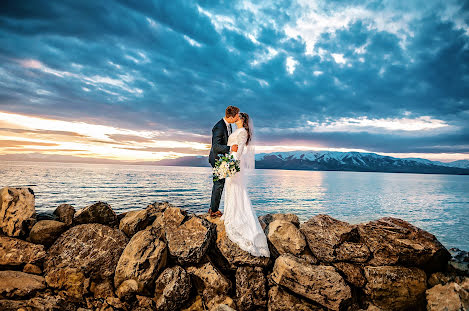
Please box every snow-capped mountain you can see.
[255,151,469,175]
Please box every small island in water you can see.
[0,186,468,311]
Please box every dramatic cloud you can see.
[0,0,468,161]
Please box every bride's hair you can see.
[239,112,251,145]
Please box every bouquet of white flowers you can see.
[213,153,241,181]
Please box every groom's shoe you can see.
[209,209,223,217]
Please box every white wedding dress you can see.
[220,127,270,257]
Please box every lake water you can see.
[1,161,468,250]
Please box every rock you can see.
[28,220,67,247]
[119,209,152,237]
[428,272,466,288]
[44,223,128,300]
[166,215,215,265]
[448,248,469,275]
[187,261,232,308]
[114,226,167,295]
[0,295,73,311]
[0,271,46,299]
[0,235,46,267]
[426,278,469,311]
[0,187,36,237]
[335,242,371,263]
[235,266,268,311]
[212,304,237,311]
[206,216,270,269]
[363,266,427,310]
[271,254,351,310]
[259,213,300,230]
[23,263,42,275]
[181,295,204,311]
[358,217,451,272]
[147,201,172,215]
[53,203,75,226]
[333,262,367,288]
[268,286,326,311]
[266,220,306,256]
[163,206,187,228]
[154,265,192,311]
[300,214,357,262]
[133,294,157,310]
[90,279,114,298]
[73,201,118,226]
[116,279,138,301]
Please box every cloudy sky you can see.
[0,0,468,162]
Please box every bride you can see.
[220,112,270,258]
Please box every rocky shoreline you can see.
[0,187,468,311]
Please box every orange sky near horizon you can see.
[0,110,467,163]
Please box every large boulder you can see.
[426,278,469,311]
[271,254,351,310]
[358,217,451,272]
[363,266,427,310]
[163,206,187,229]
[206,216,270,269]
[44,223,128,300]
[114,226,167,295]
[53,203,75,226]
[300,214,357,263]
[259,213,300,230]
[0,187,36,237]
[166,215,215,265]
[119,209,152,237]
[0,271,46,299]
[0,295,73,311]
[187,261,232,309]
[73,201,118,226]
[0,235,46,267]
[266,220,306,256]
[235,266,268,311]
[268,286,326,311]
[154,265,192,311]
[28,220,67,247]
[335,242,371,263]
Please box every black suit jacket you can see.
[209,119,231,167]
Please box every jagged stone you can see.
[187,261,232,308]
[205,216,270,269]
[259,213,300,230]
[166,215,215,265]
[271,254,351,310]
[300,214,357,262]
[116,279,138,301]
[163,206,187,229]
[0,271,46,299]
[358,217,451,272]
[364,266,427,310]
[426,278,469,311]
[0,235,46,267]
[428,272,466,288]
[53,204,75,226]
[90,279,115,299]
[23,263,42,275]
[119,209,152,237]
[335,242,371,263]
[114,226,167,295]
[0,294,73,311]
[333,262,366,288]
[29,220,67,247]
[268,286,326,311]
[73,201,118,226]
[266,219,306,256]
[44,223,128,300]
[154,265,192,311]
[236,266,268,311]
[0,187,36,237]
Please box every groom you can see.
[208,105,240,217]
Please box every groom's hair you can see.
[225,106,240,118]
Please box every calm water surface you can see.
[1,161,468,250]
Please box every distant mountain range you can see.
[2,151,469,175]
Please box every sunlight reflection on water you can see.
[1,161,468,250]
